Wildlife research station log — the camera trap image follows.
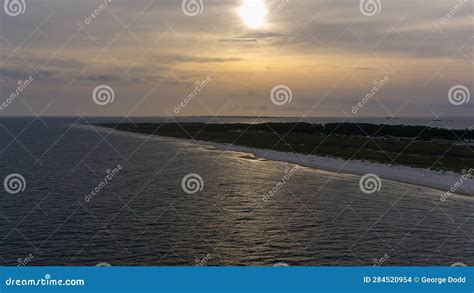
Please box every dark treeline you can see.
[95,122,474,141]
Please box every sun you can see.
[239,0,268,29]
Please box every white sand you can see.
[73,124,474,197]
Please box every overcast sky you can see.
[0,0,472,117]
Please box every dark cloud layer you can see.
[0,0,472,117]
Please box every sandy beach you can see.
[75,124,474,198]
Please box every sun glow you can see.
[239,0,268,29]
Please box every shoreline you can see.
[72,124,474,198]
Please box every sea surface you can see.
[0,117,473,266]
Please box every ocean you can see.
[0,117,472,266]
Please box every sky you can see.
[0,0,472,117]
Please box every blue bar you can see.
[0,267,471,292]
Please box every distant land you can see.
[92,122,474,174]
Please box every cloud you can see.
[0,68,33,80]
[85,74,120,82]
[0,0,470,117]
[167,55,244,63]
[352,67,378,71]
[281,1,473,59]
[220,32,287,42]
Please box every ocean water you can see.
[0,117,472,266]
